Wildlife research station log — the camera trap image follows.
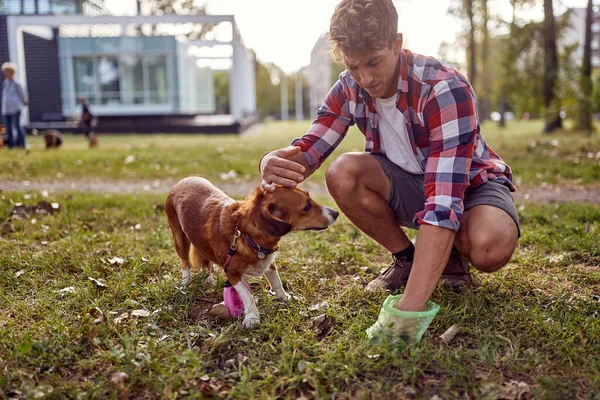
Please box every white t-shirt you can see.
[374,94,424,175]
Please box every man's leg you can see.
[455,205,519,272]
[325,152,413,253]
[3,114,15,148]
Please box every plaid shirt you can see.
[293,49,515,231]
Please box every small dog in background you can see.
[165,177,339,328]
[32,129,63,149]
[0,124,5,149]
[88,132,99,148]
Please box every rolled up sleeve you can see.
[291,79,354,174]
[413,79,478,231]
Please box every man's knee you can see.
[469,234,516,273]
[325,153,363,198]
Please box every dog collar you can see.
[244,233,277,259]
[223,229,242,270]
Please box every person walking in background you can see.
[1,62,29,149]
[78,97,98,147]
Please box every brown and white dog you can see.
[32,129,63,149]
[165,177,338,328]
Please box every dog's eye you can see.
[303,202,312,212]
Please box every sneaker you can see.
[365,248,472,292]
[365,256,413,292]
[440,249,472,292]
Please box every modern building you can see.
[561,7,600,68]
[0,0,257,133]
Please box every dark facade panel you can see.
[0,16,10,120]
[23,29,63,122]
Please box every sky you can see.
[104,0,593,74]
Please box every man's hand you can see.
[260,146,307,192]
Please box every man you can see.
[1,62,29,149]
[260,0,520,318]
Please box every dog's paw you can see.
[242,313,260,329]
[276,291,291,302]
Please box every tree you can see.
[576,0,594,134]
[543,0,562,133]
[479,0,491,122]
[138,0,214,39]
[466,0,477,84]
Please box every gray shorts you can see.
[371,153,521,237]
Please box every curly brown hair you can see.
[329,0,398,63]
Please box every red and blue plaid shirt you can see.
[293,49,515,231]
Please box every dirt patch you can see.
[1,179,599,204]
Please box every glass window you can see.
[121,56,145,104]
[38,0,51,13]
[146,56,168,104]
[97,57,120,105]
[72,57,96,104]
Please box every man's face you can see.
[3,69,15,80]
[342,34,402,99]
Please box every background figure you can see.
[1,62,29,149]
[32,129,63,149]
[78,97,97,147]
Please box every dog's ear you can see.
[261,203,292,237]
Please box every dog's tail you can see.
[189,245,212,274]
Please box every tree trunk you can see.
[577,0,594,134]
[498,0,517,129]
[499,94,506,128]
[480,0,491,122]
[543,0,562,134]
[466,0,476,85]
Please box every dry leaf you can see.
[108,257,125,265]
[131,309,150,317]
[88,277,107,289]
[2,222,15,234]
[312,314,333,341]
[114,312,129,324]
[297,360,308,373]
[110,372,128,387]
[55,286,76,294]
[88,307,104,324]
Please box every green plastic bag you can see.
[366,294,440,346]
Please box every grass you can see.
[1,120,599,187]
[0,120,599,398]
[0,192,598,399]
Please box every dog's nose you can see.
[330,208,339,220]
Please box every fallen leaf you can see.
[15,270,25,278]
[88,307,104,324]
[312,314,333,341]
[55,286,76,294]
[131,309,150,317]
[2,222,15,234]
[200,375,210,382]
[308,301,329,311]
[88,277,107,289]
[110,372,128,387]
[297,360,308,373]
[108,257,125,265]
[113,312,129,324]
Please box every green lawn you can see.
[1,120,599,187]
[1,120,599,399]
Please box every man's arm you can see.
[395,225,454,311]
[259,78,354,192]
[396,79,478,312]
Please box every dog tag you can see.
[257,251,266,259]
